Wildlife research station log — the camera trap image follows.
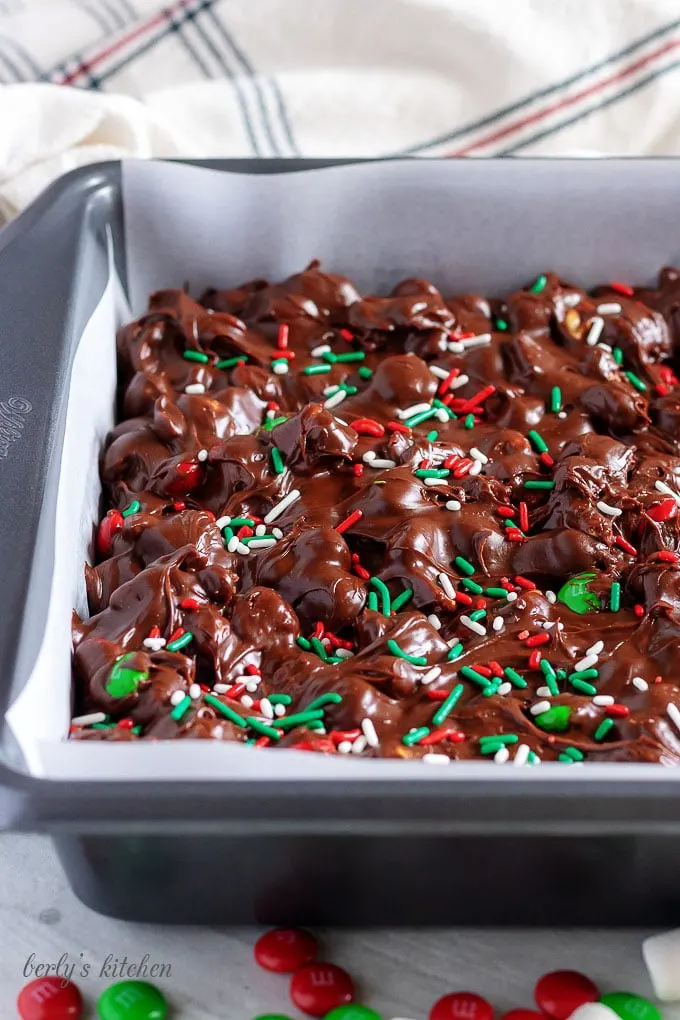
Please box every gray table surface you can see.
[0,833,675,1019]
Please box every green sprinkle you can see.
[485,587,509,598]
[432,399,456,419]
[334,351,366,363]
[222,526,234,544]
[267,694,292,706]
[387,639,427,666]
[480,740,506,755]
[403,408,437,428]
[303,363,332,375]
[464,413,475,429]
[504,518,519,530]
[391,588,414,612]
[460,577,483,594]
[91,722,117,730]
[528,430,549,454]
[610,581,621,612]
[529,274,548,294]
[540,659,557,681]
[216,355,247,369]
[550,386,562,413]
[564,746,585,761]
[556,668,568,681]
[263,415,288,431]
[469,609,487,622]
[624,370,647,392]
[504,667,528,689]
[229,517,255,527]
[106,656,149,698]
[594,717,615,742]
[276,709,326,731]
[535,705,571,732]
[310,636,329,662]
[524,480,555,490]
[432,683,464,725]
[167,631,194,653]
[296,636,312,651]
[558,753,577,764]
[612,346,623,365]
[447,642,464,660]
[528,751,541,765]
[170,695,192,722]
[183,350,209,364]
[540,660,560,696]
[495,318,508,331]
[246,717,282,740]
[323,352,338,364]
[426,430,439,441]
[306,720,326,731]
[414,468,449,479]
[568,668,599,681]
[460,665,492,688]
[271,447,285,475]
[367,591,379,612]
[121,500,141,518]
[341,384,359,396]
[306,692,343,711]
[203,694,247,728]
[402,727,430,746]
[571,678,598,696]
[241,533,278,545]
[480,733,519,746]
[454,555,476,577]
[358,366,373,379]
[370,576,391,615]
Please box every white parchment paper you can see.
[8,158,680,780]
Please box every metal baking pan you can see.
[2,158,680,924]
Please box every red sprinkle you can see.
[514,575,535,589]
[656,383,670,397]
[96,510,124,558]
[660,365,678,386]
[488,660,505,678]
[455,591,474,606]
[528,650,543,670]
[453,458,473,478]
[606,704,630,717]
[419,458,431,470]
[266,401,279,412]
[351,552,370,581]
[438,367,461,396]
[427,690,448,701]
[180,597,200,610]
[526,632,551,648]
[615,535,638,555]
[336,508,364,534]
[339,328,354,341]
[117,718,134,730]
[475,598,487,610]
[518,630,530,641]
[655,675,663,684]
[254,736,271,747]
[473,664,493,678]
[149,626,161,640]
[519,501,529,532]
[236,525,254,539]
[444,454,460,470]
[539,451,555,468]
[245,664,261,676]
[168,628,185,644]
[277,323,289,349]
[226,683,246,700]
[173,501,186,511]
[352,463,365,477]
[647,498,677,522]
[386,420,412,434]
[634,604,645,617]
[497,505,516,517]
[330,729,361,743]
[610,280,634,296]
[505,528,526,542]
[351,418,385,437]
[463,384,496,410]
[313,622,325,640]
[420,727,465,746]
[657,550,679,563]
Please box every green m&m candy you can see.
[599,992,662,1020]
[324,1008,383,1020]
[557,572,600,615]
[535,706,572,733]
[106,654,149,698]
[97,981,167,1020]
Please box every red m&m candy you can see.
[430,992,494,1020]
[289,962,354,1017]
[18,977,83,1020]
[254,928,318,973]
[535,971,599,1020]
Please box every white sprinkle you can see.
[324,388,347,409]
[494,746,510,764]
[450,374,470,390]
[352,735,368,755]
[429,365,450,380]
[216,516,231,530]
[271,527,283,539]
[536,686,553,698]
[335,648,354,659]
[363,450,376,462]
[438,571,456,600]
[497,682,512,696]
[371,458,397,469]
[506,591,518,602]
[245,680,260,693]
[240,695,254,709]
[435,408,450,423]
[361,717,380,748]
[464,333,492,349]
[469,447,488,464]
[186,683,200,700]
[492,616,505,632]
[427,614,442,631]
[597,500,622,517]
[446,499,462,511]
[425,477,448,486]
[255,524,267,536]
[397,402,431,420]
[170,690,185,707]
[557,622,565,631]
[266,409,276,420]
[185,383,205,394]
[213,683,230,694]
[593,695,614,706]
[460,615,487,636]
[197,448,208,463]
[438,337,448,351]
[469,460,483,476]
[514,743,531,767]
[598,342,612,352]
[323,384,340,396]
[420,666,442,686]
[274,704,286,717]
[448,341,464,354]
[546,590,557,604]
[587,640,605,656]
[633,676,649,692]
[530,700,552,716]
[586,317,604,346]
[264,489,301,524]
[667,703,680,733]
[337,740,353,754]
[423,753,450,765]
[563,293,581,307]
[143,636,166,651]
[71,712,107,727]
[246,538,277,550]
[597,302,622,315]
[558,411,567,419]
[227,535,240,553]
[311,343,331,357]
[655,480,680,506]
[260,698,274,720]
[575,653,598,672]
[236,541,250,555]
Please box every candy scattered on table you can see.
[429,992,494,1020]
[255,927,318,973]
[599,992,662,1020]
[289,962,355,1017]
[642,927,680,1001]
[17,977,84,1020]
[534,971,599,1020]
[97,980,168,1020]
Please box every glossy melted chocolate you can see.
[71,264,680,764]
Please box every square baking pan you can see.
[2,157,680,925]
